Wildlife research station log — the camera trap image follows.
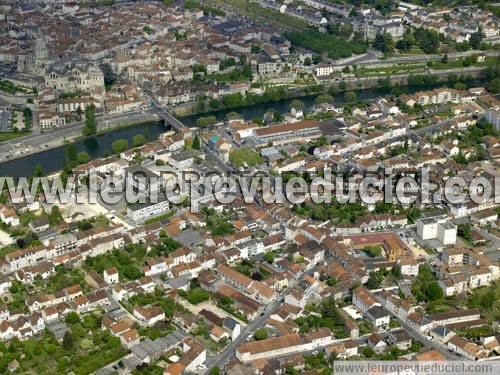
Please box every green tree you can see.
[363,245,381,257]
[487,78,500,94]
[423,282,443,301]
[285,28,367,60]
[112,139,129,154]
[362,346,375,358]
[23,107,32,129]
[192,135,201,150]
[143,127,151,142]
[373,33,394,54]
[48,205,63,226]
[132,134,146,147]
[458,224,472,242]
[344,91,357,103]
[77,151,89,165]
[366,272,383,289]
[82,104,97,136]
[470,31,483,50]
[62,331,74,351]
[315,94,333,105]
[33,164,44,178]
[254,328,268,341]
[64,144,78,170]
[290,99,305,111]
[264,251,275,264]
[196,115,217,128]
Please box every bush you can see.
[182,287,210,305]
[132,134,146,147]
[65,312,80,324]
[77,151,89,164]
[254,328,268,341]
[111,139,129,154]
[229,147,263,167]
[362,346,375,358]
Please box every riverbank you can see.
[0,75,491,178]
[0,111,160,164]
[0,120,167,178]
[172,65,490,117]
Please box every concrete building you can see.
[127,198,170,224]
[416,216,457,246]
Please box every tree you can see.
[132,134,146,147]
[373,33,394,54]
[62,331,74,351]
[77,151,89,165]
[458,224,472,242]
[441,54,448,64]
[64,311,80,324]
[362,346,375,358]
[33,164,44,178]
[315,94,333,105]
[196,115,217,128]
[264,251,275,264]
[470,31,483,50]
[144,128,151,142]
[487,78,500,94]
[48,205,63,226]
[344,91,357,103]
[290,99,305,111]
[423,282,443,301]
[366,272,383,289]
[112,139,129,154]
[396,39,411,51]
[192,135,201,150]
[303,57,312,66]
[285,28,367,61]
[414,27,440,54]
[99,63,117,89]
[363,245,381,257]
[23,107,32,129]
[254,328,268,341]
[225,111,241,121]
[82,104,97,136]
[64,144,78,170]
[210,366,220,375]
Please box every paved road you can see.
[351,49,500,67]
[151,102,186,131]
[0,111,157,162]
[204,270,303,371]
[374,295,463,361]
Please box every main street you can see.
[203,270,304,372]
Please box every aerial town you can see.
[0,0,499,374]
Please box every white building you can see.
[126,198,170,225]
[436,220,457,245]
[416,216,457,246]
[103,268,119,284]
[315,64,334,77]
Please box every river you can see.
[0,80,487,178]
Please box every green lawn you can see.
[0,131,30,142]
